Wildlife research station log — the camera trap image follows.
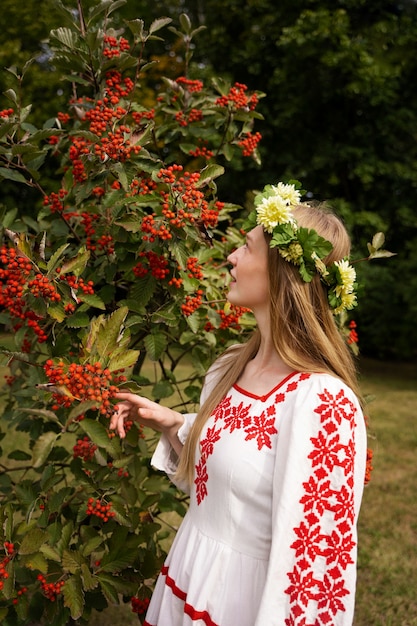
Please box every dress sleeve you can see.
[150,360,222,489]
[254,373,367,626]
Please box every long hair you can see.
[176,201,362,485]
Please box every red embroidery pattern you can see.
[285,387,358,625]
[143,566,220,626]
[194,374,305,504]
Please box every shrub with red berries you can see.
[0,3,261,624]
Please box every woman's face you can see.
[226,225,269,313]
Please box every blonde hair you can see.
[176,201,362,485]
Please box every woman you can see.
[110,183,367,626]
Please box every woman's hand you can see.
[110,392,185,455]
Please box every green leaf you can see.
[22,551,48,573]
[149,17,172,34]
[80,562,98,591]
[63,573,85,620]
[94,306,129,357]
[65,312,91,328]
[196,163,225,187]
[78,419,120,456]
[77,292,106,310]
[19,528,47,555]
[32,432,60,468]
[107,347,140,371]
[59,246,90,276]
[152,380,174,399]
[7,446,31,461]
[62,548,85,573]
[47,243,70,273]
[144,330,167,361]
[19,407,62,425]
[0,167,27,183]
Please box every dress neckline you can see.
[233,371,299,402]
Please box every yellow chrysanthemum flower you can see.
[256,195,294,233]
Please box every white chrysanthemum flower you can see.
[334,259,356,295]
[274,182,302,206]
[256,195,293,233]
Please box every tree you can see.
[0,2,264,623]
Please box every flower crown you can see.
[244,181,357,315]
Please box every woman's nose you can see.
[227,249,237,264]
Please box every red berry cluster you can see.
[0,107,14,118]
[28,274,61,302]
[189,145,214,160]
[131,109,155,125]
[205,305,250,331]
[0,542,14,591]
[347,320,359,345]
[186,257,203,280]
[131,596,150,615]
[0,245,48,342]
[37,574,65,602]
[133,251,170,280]
[103,35,130,58]
[181,290,204,316]
[239,131,262,157]
[215,82,258,111]
[129,176,157,196]
[86,497,116,522]
[43,360,125,416]
[73,436,98,461]
[201,201,222,228]
[57,111,70,124]
[60,273,95,295]
[176,76,203,93]
[175,108,203,127]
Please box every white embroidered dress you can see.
[144,370,367,626]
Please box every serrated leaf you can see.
[65,312,91,328]
[32,432,60,468]
[19,528,47,555]
[63,573,84,620]
[81,534,105,557]
[77,291,106,309]
[19,407,62,425]
[196,163,225,187]
[40,544,61,562]
[94,306,129,357]
[47,243,70,272]
[57,521,74,556]
[48,302,66,322]
[78,419,120,455]
[170,240,190,267]
[80,563,98,591]
[62,548,85,573]
[144,331,167,361]
[98,577,119,604]
[149,17,172,34]
[22,551,48,573]
[107,347,140,372]
[0,167,27,183]
[59,247,90,276]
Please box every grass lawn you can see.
[1,354,416,625]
